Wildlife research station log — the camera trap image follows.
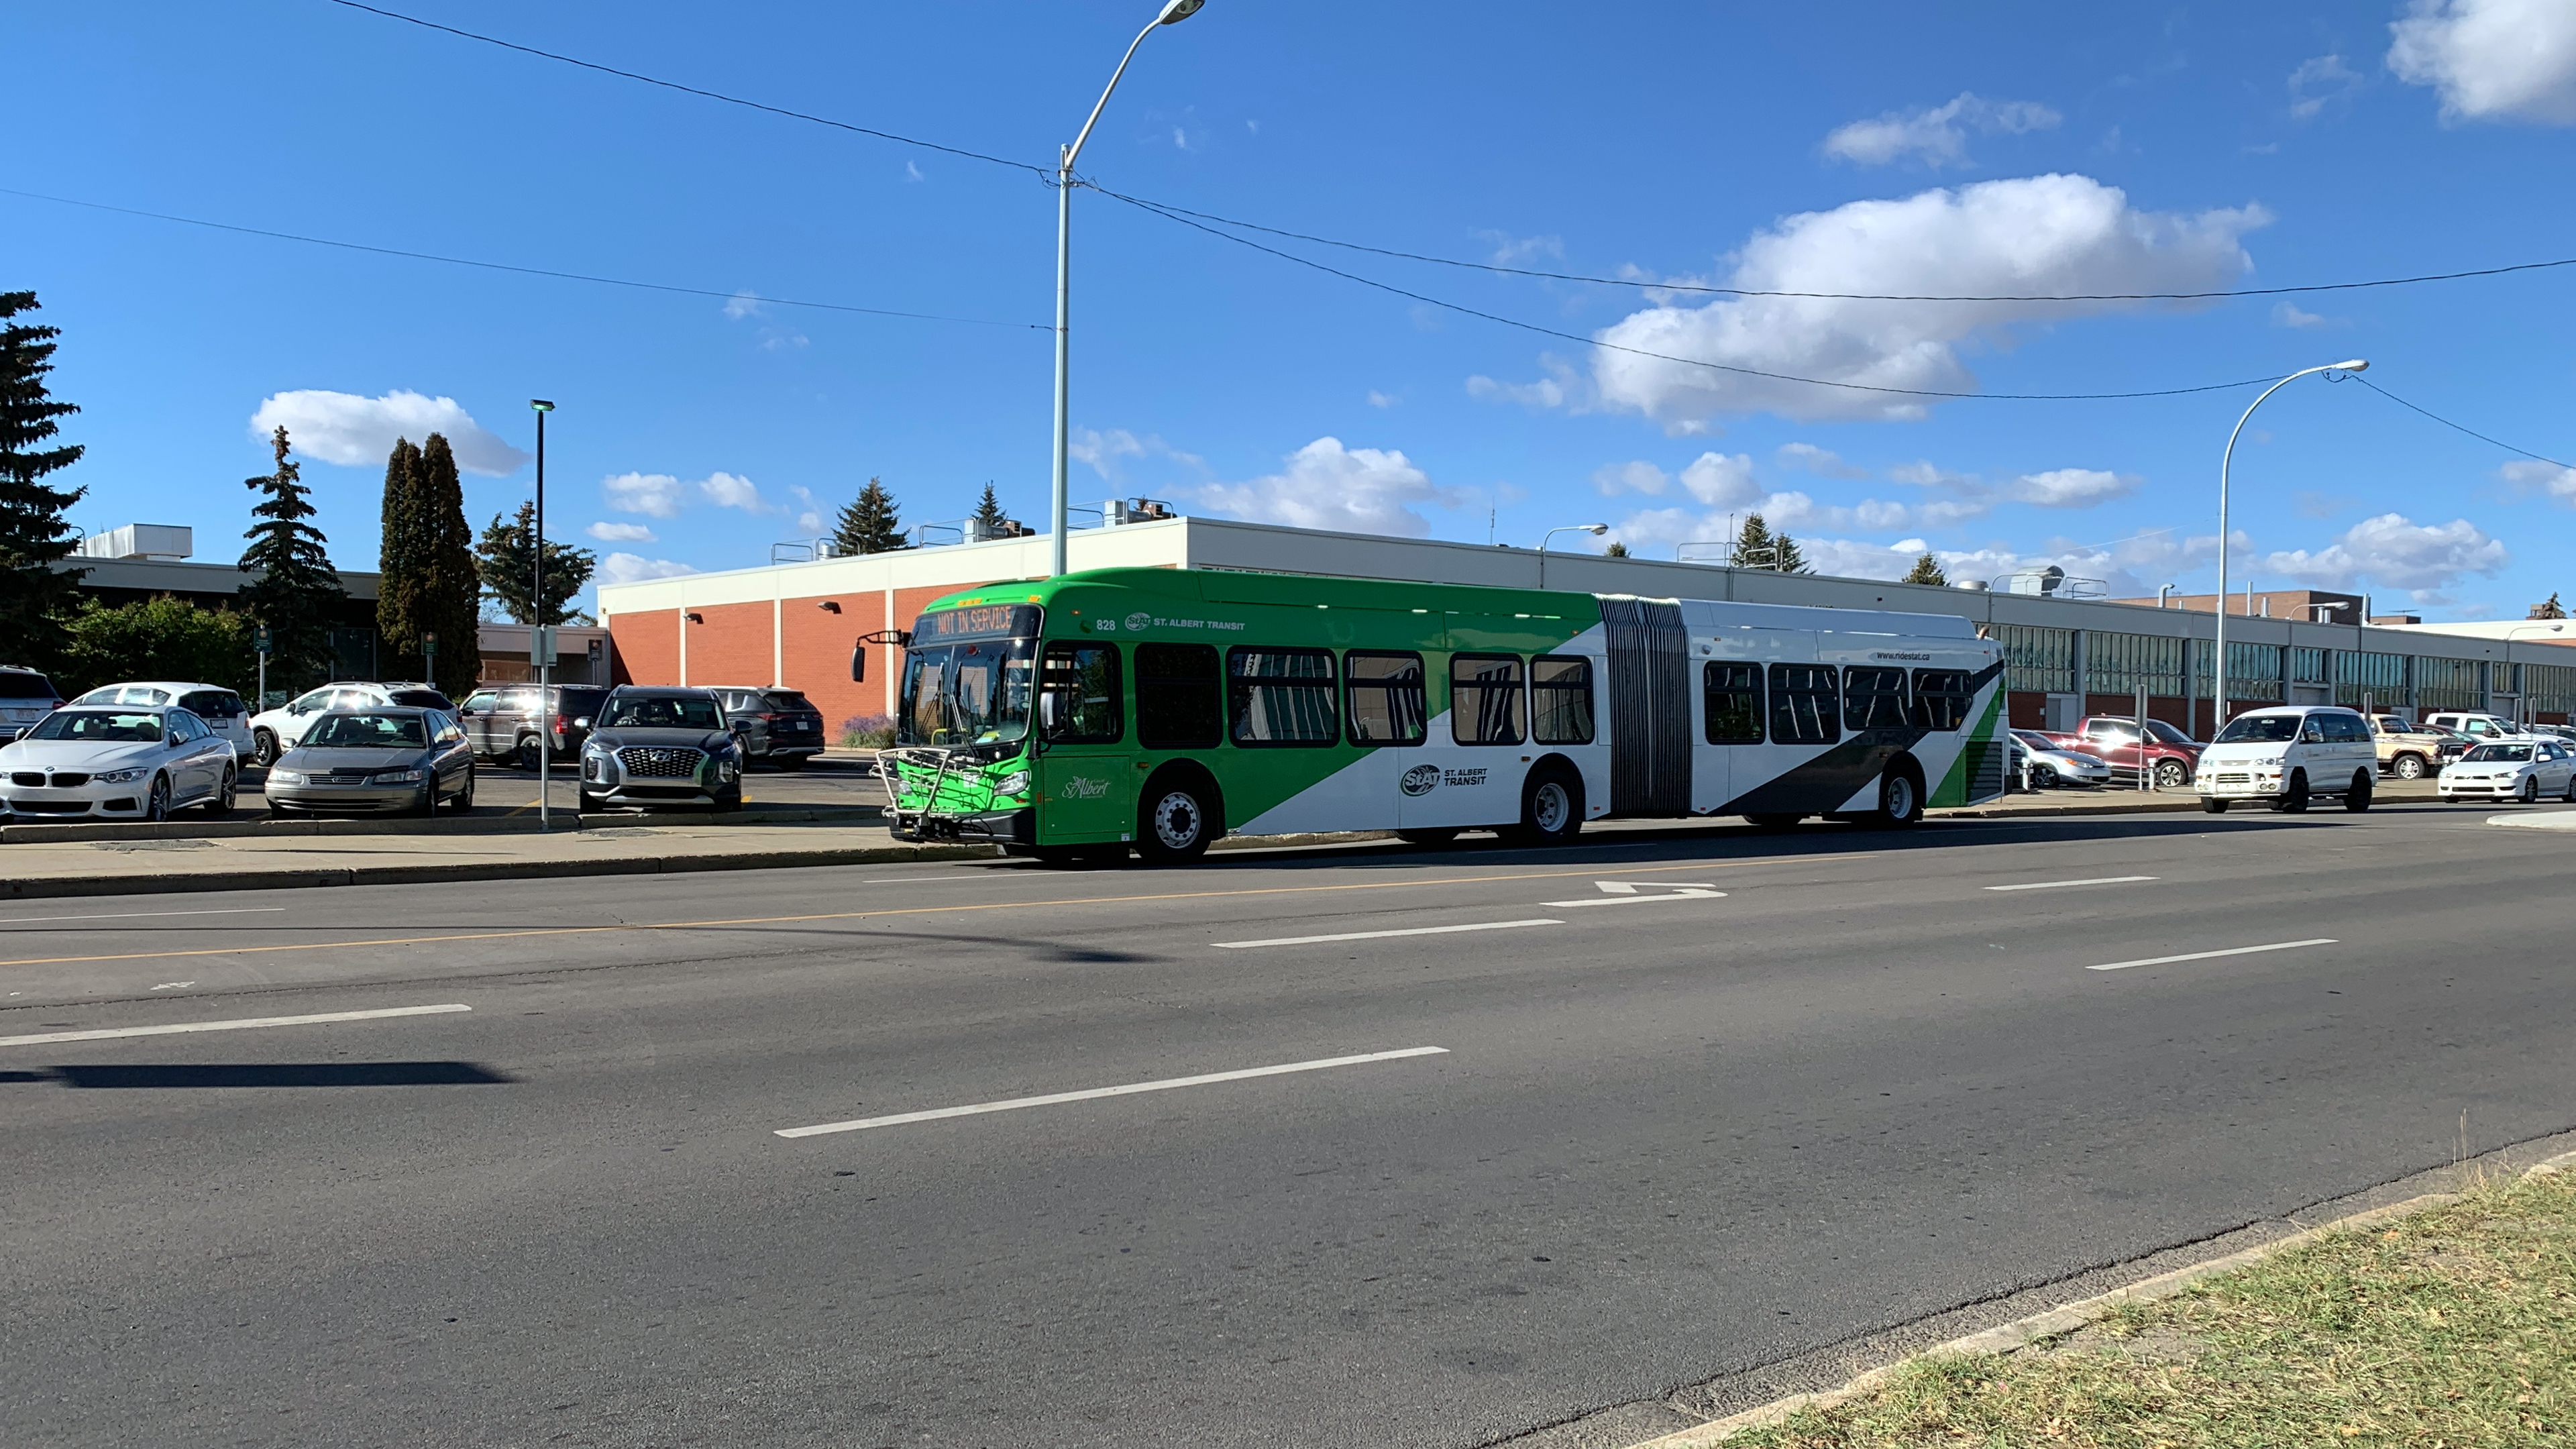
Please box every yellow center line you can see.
[0,853,1872,969]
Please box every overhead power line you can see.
[0,187,1050,332]
[2351,377,2573,471]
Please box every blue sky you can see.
[11,1,2574,619]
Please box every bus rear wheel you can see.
[1502,764,1583,847]
[1137,773,1218,865]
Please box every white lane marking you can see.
[0,906,288,926]
[2086,939,2337,973]
[1216,918,1562,949]
[150,981,197,991]
[1986,875,2161,892]
[1541,890,1726,908]
[1593,881,1719,893]
[0,1003,472,1048]
[857,876,966,883]
[775,1046,1450,1139]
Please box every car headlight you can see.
[993,770,1031,796]
[269,769,305,784]
[716,756,739,783]
[93,767,149,784]
[378,767,427,784]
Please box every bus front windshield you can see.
[898,639,1038,747]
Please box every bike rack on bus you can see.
[877,744,965,830]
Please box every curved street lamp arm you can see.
[2214,361,2365,731]
[1063,14,1166,178]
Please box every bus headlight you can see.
[993,770,1030,797]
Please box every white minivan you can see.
[2196,705,2379,814]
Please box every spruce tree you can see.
[969,482,1009,537]
[831,476,908,555]
[1604,541,1630,558]
[1728,513,1776,569]
[413,433,482,696]
[1771,530,1811,574]
[238,426,345,690]
[1903,551,1948,586]
[476,501,598,625]
[0,291,88,667]
[376,436,427,668]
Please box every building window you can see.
[1228,647,1339,746]
[2291,646,2331,685]
[1843,666,1909,731]
[1344,651,1427,746]
[1912,669,1974,731]
[1769,663,1839,744]
[1998,624,2074,695]
[1040,643,1122,744]
[1136,643,1222,750]
[1704,662,1762,743]
[1529,655,1595,745]
[1450,653,1525,746]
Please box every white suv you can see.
[248,681,455,764]
[2424,711,2542,744]
[2196,706,2379,814]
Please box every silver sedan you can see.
[264,707,476,816]
[0,705,239,821]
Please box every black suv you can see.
[455,684,611,769]
[577,686,746,812]
[706,686,827,769]
[1,665,62,743]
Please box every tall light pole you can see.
[1538,523,1608,590]
[2505,621,2567,726]
[1049,0,1210,579]
[531,399,555,829]
[2212,359,2367,735]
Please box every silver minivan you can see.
[2196,706,2379,814]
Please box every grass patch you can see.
[1729,1169,2575,1448]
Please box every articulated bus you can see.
[859,567,2008,863]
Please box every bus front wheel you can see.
[1503,764,1583,847]
[1866,763,1925,829]
[1137,772,1220,864]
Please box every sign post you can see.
[252,625,272,715]
[422,630,439,684]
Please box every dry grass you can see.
[1726,1168,2576,1448]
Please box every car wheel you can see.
[2031,763,2060,789]
[2155,757,2190,790]
[712,788,744,814]
[252,729,279,767]
[2345,771,2373,812]
[2394,753,2426,780]
[774,755,806,773]
[2520,776,2540,804]
[2273,771,2310,813]
[203,766,236,818]
[451,768,475,813]
[2565,774,2576,804]
[579,790,608,814]
[1395,827,1462,847]
[516,737,543,772]
[1136,771,1218,865]
[1865,763,1925,829]
[2202,798,2231,814]
[1502,763,1585,846]
[144,773,172,823]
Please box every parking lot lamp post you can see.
[531,400,555,830]
[2505,622,2566,725]
[2214,359,2367,734]
[1538,524,1609,590]
[1048,0,1210,580]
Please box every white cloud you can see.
[2262,513,2509,591]
[1591,452,1761,506]
[1069,427,1202,483]
[1477,231,1565,266]
[1823,93,2061,167]
[1587,175,2267,425]
[603,472,688,518]
[723,290,763,320]
[2289,54,2364,119]
[698,472,771,513]
[1193,437,1462,537]
[1775,442,1870,478]
[787,484,824,536]
[2006,468,2138,508]
[250,389,529,476]
[2502,459,2576,502]
[2271,300,2335,329]
[1466,369,1570,410]
[2388,0,2576,124]
[586,521,658,543]
[1366,389,1401,409]
[905,160,924,182]
[597,552,700,587]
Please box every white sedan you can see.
[0,705,239,821]
[2011,730,2113,789]
[66,680,256,761]
[2438,739,2576,805]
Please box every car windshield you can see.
[302,713,429,749]
[2214,715,2302,743]
[26,710,161,743]
[899,639,1038,746]
[389,689,452,710]
[2464,743,2532,762]
[2143,720,2195,745]
[1,672,56,699]
[767,690,814,710]
[606,696,724,729]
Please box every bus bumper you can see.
[890,807,1034,845]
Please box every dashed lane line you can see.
[2086,938,2338,973]
[0,1003,472,1048]
[0,906,289,926]
[1216,919,1562,949]
[1985,875,2159,892]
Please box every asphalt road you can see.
[5,800,2572,1448]
[229,752,883,817]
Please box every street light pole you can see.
[1048,0,1210,580]
[531,399,555,830]
[2504,622,2567,726]
[2213,359,2367,735]
[1537,524,1609,590]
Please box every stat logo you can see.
[1399,763,1442,797]
[1125,612,1155,632]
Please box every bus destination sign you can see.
[912,604,1041,644]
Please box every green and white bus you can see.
[860,567,2007,862]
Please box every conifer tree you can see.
[413,433,482,695]
[1604,541,1630,558]
[238,426,345,689]
[0,291,88,667]
[1728,513,1777,569]
[831,476,908,555]
[476,501,597,625]
[376,436,427,666]
[1771,530,1812,574]
[969,482,1009,536]
[1903,551,1948,586]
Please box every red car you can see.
[2032,716,2203,788]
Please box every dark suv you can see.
[706,686,827,769]
[1,665,62,743]
[455,684,611,769]
[577,686,745,812]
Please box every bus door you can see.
[1344,651,1432,829]
[1035,640,1130,843]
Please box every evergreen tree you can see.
[1903,551,1949,586]
[376,436,427,666]
[969,482,1009,536]
[1771,530,1811,574]
[1604,541,1630,558]
[476,501,598,625]
[1728,513,1777,569]
[237,426,345,690]
[0,291,88,667]
[412,433,482,696]
[831,476,908,555]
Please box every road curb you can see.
[1623,1145,2576,1448]
[0,841,1001,901]
[1935,794,2203,820]
[0,804,881,845]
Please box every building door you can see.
[1034,641,1130,845]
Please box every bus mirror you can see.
[1038,692,1059,731]
[851,646,865,684]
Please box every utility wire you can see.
[1095,186,2278,402]
[322,0,1049,179]
[0,187,1051,332]
[2351,376,2573,471]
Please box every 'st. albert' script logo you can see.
[1058,775,1111,800]
[1399,763,1442,797]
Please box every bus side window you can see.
[1136,643,1222,749]
[1769,663,1840,745]
[1844,666,1909,731]
[1344,651,1426,746]
[1911,669,1973,731]
[1704,663,1762,743]
[1450,654,1525,746]
[1529,655,1594,745]
[1041,643,1124,743]
[1228,647,1339,747]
